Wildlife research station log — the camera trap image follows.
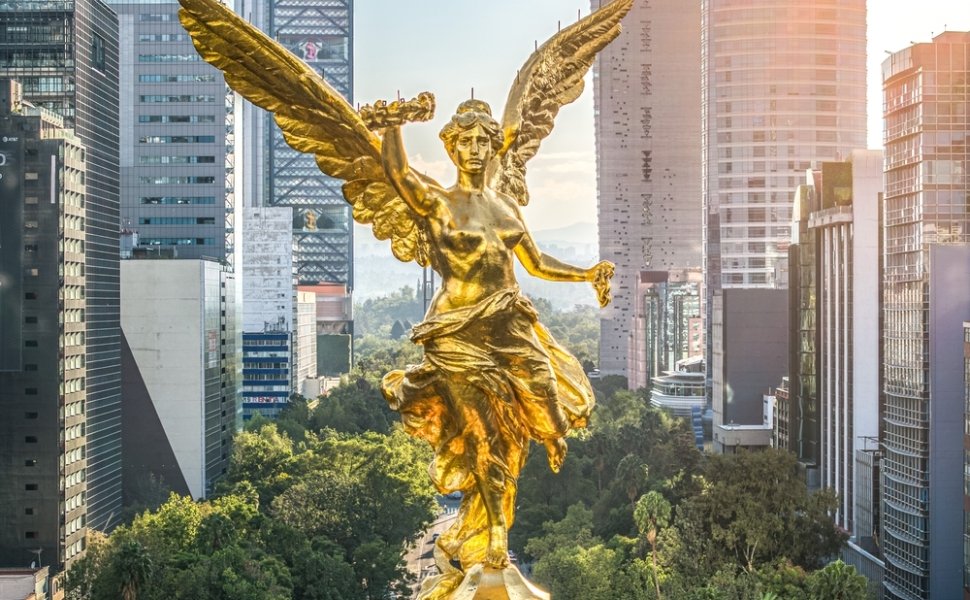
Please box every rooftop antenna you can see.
[558,20,561,32]
[470,86,474,100]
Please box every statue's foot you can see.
[544,438,567,473]
[484,526,510,568]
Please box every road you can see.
[403,496,460,596]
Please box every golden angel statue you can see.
[178,0,631,597]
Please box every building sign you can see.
[0,133,24,371]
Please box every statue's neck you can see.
[457,170,486,193]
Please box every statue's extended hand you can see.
[587,260,615,308]
[359,92,435,131]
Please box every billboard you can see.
[0,131,24,371]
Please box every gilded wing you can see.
[178,0,433,266]
[488,0,634,205]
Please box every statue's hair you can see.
[439,99,504,158]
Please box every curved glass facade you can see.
[703,0,867,291]
[881,33,970,600]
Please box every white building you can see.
[121,258,239,500]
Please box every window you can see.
[138,73,214,83]
[25,412,38,419]
[138,54,202,63]
[25,460,36,467]
[139,115,216,124]
[140,196,216,205]
[91,33,106,71]
[138,135,216,144]
[139,95,215,104]
[24,508,34,516]
[25,532,36,539]
[137,176,216,185]
[25,484,38,490]
[139,13,179,21]
[138,155,216,165]
[25,436,37,443]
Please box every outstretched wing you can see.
[488,0,634,205]
[178,0,433,266]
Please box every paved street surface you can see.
[403,496,460,596]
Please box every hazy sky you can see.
[352,0,970,233]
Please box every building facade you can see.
[112,0,235,263]
[262,0,353,287]
[0,85,90,570]
[786,152,884,582]
[593,0,702,380]
[702,0,868,399]
[711,288,788,453]
[0,0,123,535]
[964,321,970,599]
[121,258,239,500]
[881,32,970,599]
[629,269,703,390]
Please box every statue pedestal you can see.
[449,565,550,600]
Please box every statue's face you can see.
[453,124,492,174]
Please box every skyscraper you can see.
[0,81,91,571]
[702,0,867,401]
[0,0,122,534]
[785,152,884,584]
[593,0,702,382]
[112,0,235,264]
[263,0,353,288]
[880,32,970,599]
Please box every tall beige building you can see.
[593,0,703,381]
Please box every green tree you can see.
[806,560,868,600]
[635,492,672,599]
[673,449,844,575]
[353,286,423,337]
[113,540,153,600]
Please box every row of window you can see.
[141,237,215,246]
[138,217,217,225]
[140,196,216,205]
[138,175,216,185]
[138,54,202,63]
[138,32,189,42]
[140,135,216,144]
[140,95,215,103]
[139,155,215,165]
[139,114,216,124]
[138,73,216,83]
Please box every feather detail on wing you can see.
[178,0,433,266]
[488,0,634,206]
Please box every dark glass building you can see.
[0,81,91,571]
[0,0,122,535]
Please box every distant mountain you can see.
[532,222,598,246]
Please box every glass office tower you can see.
[0,0,122,534]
